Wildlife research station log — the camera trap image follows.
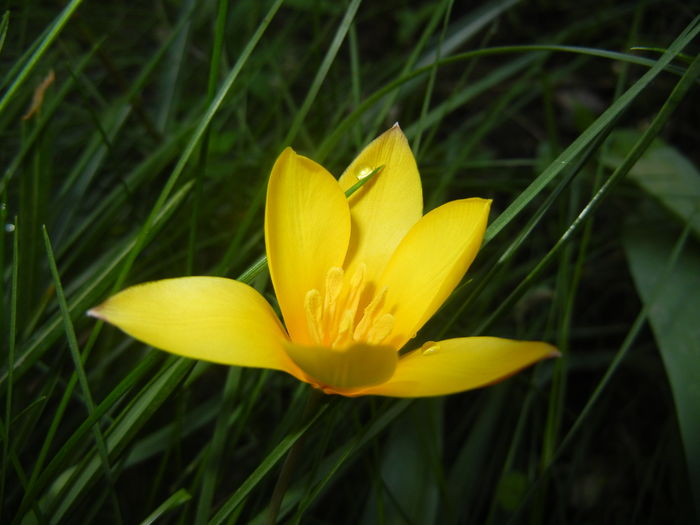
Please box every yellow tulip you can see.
[89,124,557,397]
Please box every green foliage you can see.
[625,220,700,517]
[1,1,699,523]
[604,129,700,236]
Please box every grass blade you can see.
[42,226,123,523]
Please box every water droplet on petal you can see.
[421,341,440,356]
[356,166,373,180]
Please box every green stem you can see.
[266,388,323,524]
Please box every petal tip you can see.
[534,342,560,360]
[547,347,562,359]
[470,197,493,218]
[280,146,296,158]
[384,122,407,142]
[86,306,105,320]
[458,197,492,209]
[475,197,493,206]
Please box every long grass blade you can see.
[42,226,123,523]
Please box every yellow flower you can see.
[89,125,556,397]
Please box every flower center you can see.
[303,264,395,349]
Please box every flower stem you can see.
[265,388,323,524]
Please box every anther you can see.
[304,289,323,344]
[353,286,387,342]
[367,313,395,345]
[333,309,355,348]
[323,267,344,324]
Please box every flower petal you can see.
[338,124,423,284]
[89,277,302,376]
[265,148,351,345]
[379,198,491,348]
[284,342,398,392]
[356,337,558,397]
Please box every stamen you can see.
[353,286,387,342]
[304,289,323,344]
[332,309,355,348]
[367,313,395,345]
[323,267,344,324]
[305,263,394,350]
[343,263,366,323]
[328,264,366,347]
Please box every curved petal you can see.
[356,337,558,397]
[265,148,351,345]
[338,124,423,284]
[284,342,397,392]
[89,277,303,377]
[379,198,491,348]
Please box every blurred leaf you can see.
[445,385,509,523]
[208,401,328,525]
[603,129,700,236]
[250,399,413,524]
[0,0,84,117]
[395,2,437,44]
[496,471,528,512]
[624,223,700,511]
[0,11,8,54]
[362,400,442,524]
[415,0,520,67]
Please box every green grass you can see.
[2,1,699,523]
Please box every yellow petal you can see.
[265,148,351,345]
[379,198,491,348]
[338,124,423,284]
[356,337,558,397]
[284,342,398,392]
[89,277,302,376]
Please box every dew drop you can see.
[356,166,373,180]
[420,341,440,356]
[5,223,15,233]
